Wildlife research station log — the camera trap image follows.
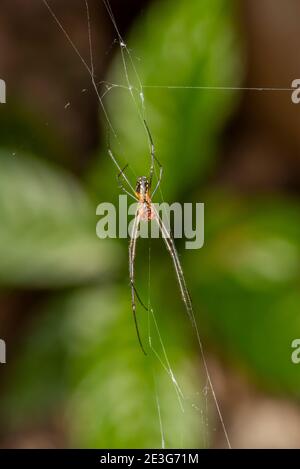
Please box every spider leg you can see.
[106,129,137,197]
[132,283,148,311]
[143,119,163,197]
[108,148,136,196]
[151,204,195,326]
[151,158,163,198]
[118,164,138,201]
[129,208,147,355]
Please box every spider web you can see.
[99,0,232,449]
[98,0,204,447]
[41,0,235,449]
[38,0,284,448]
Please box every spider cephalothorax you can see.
[136,176,154,221]
[135,176,149,199]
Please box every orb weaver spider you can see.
[108,121,194,355]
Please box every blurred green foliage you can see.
[192,193,300,395]
[1,0,300,450]
[0,150,119,287]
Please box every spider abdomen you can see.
[139,201,155,221]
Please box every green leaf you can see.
[0,306,65,428]
[0,150,120,287]
[1,286,207,448]
[189,193,300,395]
[64,287,206,448]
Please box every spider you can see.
[108,121,195,355]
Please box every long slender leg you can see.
[151,204,231,447]
[143,120,163,196]
[129,208,147,355]
[108,148,136,196]
[106,128,136,196]
[152,205,195,326]
[117,164,138,201]
[151,159,163,198]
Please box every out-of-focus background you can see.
[0,0,300,449]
